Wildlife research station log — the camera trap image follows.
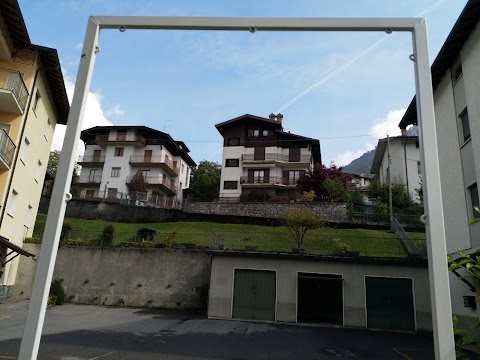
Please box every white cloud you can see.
[333,108,405,166]
[51,74,114,158]
[75,42,83,50]
[105,104,125,117]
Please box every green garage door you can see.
[366,277,415,331]
[232,269,276,321]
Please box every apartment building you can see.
[0,0,69,298]
[78,126,195,205]
[398,0,480,330]
[370,136,422,203]
[215,114,321,199]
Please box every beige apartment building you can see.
[0,0,69,298]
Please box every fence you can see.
[393,217,427,258]
[73,190,183,209]
[26,227,426,259]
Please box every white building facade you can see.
[78,126,195,206]
[370,136,422,203]
[215,114,321,200]
[398,0,480,331]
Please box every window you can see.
[247,129,254,137]
[43,118,51,140]
[114,147,124,156]
[254,170,264,183]
[415,141,419,149]
[253,130,260,137]
[453,65,463,82]
[111,167,120,177]
[181,164,185,173]
[460,109,470,142]
[34,160,42,181]
[7,190,18,216]
[263,130,271,137]
[225,159,239,167]
[227,138,240,146]
[20,137,30,163]
[142,169,150,179]
[32,91,41,112]
[468,183,480,218]
[224,181,238,189]
[417,161,422,175]
[289,170,301,185]
[24,204,33,227]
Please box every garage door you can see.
[232,269,276,321]
[366,277,415,331]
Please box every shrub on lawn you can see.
[136,227,157,242]
[50,278,66,305]
[100,224,115,247]
[282,206,324,249]
[163,231,177,248]
[24,237,41,244]
[63,239,88,246]
[116,241,138,248]
[60,221,73,243]
[332,240,350,256]
[140,241,154,248]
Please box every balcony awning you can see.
[0,236,35,267]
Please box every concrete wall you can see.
[14,244,211,309]
[209,255,432,332]
[184,202,347,222]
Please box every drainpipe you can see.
[0,65,60,229]
[403,141,409,200]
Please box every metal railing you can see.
[0,68,29,112]
[125,176,177,193]
[393,217,426,257]
[0,129,16,167]
[242,153,311,163]
[129,155,178,174]
[240,176,296,185]
[77,175,102,184]
[94,133,146,144]
[78,155,105,163]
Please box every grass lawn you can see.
[33,213,426,258]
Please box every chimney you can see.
[269,113,276,121]
[400,128,407,136]
[276,113,283,124]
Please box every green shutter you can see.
[232,269,276,321]
[366,277,415,331]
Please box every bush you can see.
[282,206,324,248]
[50,278,66,305]
[116,241,138,248]
[163,231,177,248]
[332,240,350,256]
[63,239,88,246]
[100,224,115,247]
[24,237,41,244]
[60,221,73,243]
[140,241,154,248]
[136,228,157,242]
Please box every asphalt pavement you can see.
[0,301,435,360]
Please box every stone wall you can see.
[14,244,211,309]
[183,202,347,222]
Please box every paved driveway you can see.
[0,301,435,360]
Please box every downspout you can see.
[403,140,409,199]
[0,66,59,229]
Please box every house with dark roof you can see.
[0,0,69,298]
[215,114,321,200]
[398,0,480,330]
[78,126,196,206]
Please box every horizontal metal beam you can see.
[92,16,420,32]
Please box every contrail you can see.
[275,0,447,114]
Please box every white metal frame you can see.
[364,275,417,332]
[230,267,278,322]
[18,16,454,360]
[295,271,344,326]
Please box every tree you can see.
[190,160,221,200]
[282,206,324,249]
[128,169,147,193]
[47,150,80,184]
[369,178,421,213]
[297,163,352,201]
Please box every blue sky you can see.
[18,0,468,167]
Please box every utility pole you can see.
[387,135,393,231]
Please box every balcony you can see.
[240,176,297,187]
[126,176,176,196]
[77,175,102,184]
[0,129,15,169]
[129,155,178,177]
[242,153,311,166]
[0,68,29,114]
[77,155,105,166]
[94,133,146,147]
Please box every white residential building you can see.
[215,114,321,199]
[78,126,195,205]
[370,136,422,203]
[398,0,480,330]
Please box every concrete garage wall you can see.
[14,244,211,309]
[209,255,432,332]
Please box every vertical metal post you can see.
[387,135,393,231]
[17,17,100,360]
[413,20,455,359]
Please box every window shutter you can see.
[248,170,254,183]
[283,171,289,185]
[264,169,270,183]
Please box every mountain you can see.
[342,149,376,175]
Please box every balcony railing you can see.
[77,175,102,184]
[240,176,297,186]
[129,155,178,174]
[78,155,105,164]
[0,129,15,168]
[242,153,311,163]
[126,176,177,193]
[0,68,29,112]
[94,133,146,144]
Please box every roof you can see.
[0,0,70,124]
[398,0,480,129]
[215,113,283,131]
[370,136,418,174]
[81,125,196,167]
